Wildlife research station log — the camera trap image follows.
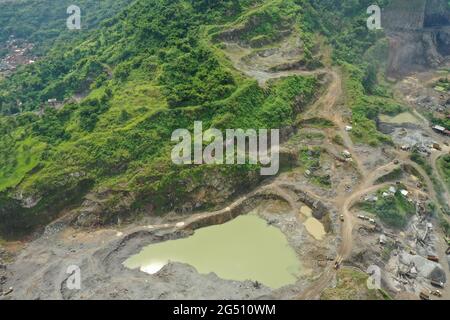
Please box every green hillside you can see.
[0,0,394,238]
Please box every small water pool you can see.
[123,214,302,289]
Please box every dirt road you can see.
[431,148,450,206]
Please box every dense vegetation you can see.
[0,0,133,55]
[0,0,404,237]
[359,187,416,229]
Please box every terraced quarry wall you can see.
[425,0,450,27]
[382,0,427,31]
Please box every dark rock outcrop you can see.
[383,0,450,77]
[424,0,450,27]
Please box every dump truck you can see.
[431,279,445,289]
[420,291,431,300]
[433,143,442,151]
[2,287,13,296]
[342,150,352,159]
[431,290,442,297]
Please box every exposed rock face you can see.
[383,0,450,77]
[383,0,427,30]
[11,190,41,209]
[424,0,450,27]
[74,190,137,228]
[437,28,450,55]
[400,252,447,283]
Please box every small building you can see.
[47,98,58,107]
[430,123,450,135]
[433,125,445,132]
[379,234,387,245]
[389,186,397,194]
[400,190,409,197]
[345,126,353,132]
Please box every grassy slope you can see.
[321,268,390,300]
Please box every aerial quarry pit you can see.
[0,0,450,302]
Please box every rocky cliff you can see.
[383,0,450,76]
[383,0,427,31]
[425,0,450,27]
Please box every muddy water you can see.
[124,214,302,289]
[379,112,421,125]
[300,205,326,240]
[304,217,326,241]
[300,205,313,218]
